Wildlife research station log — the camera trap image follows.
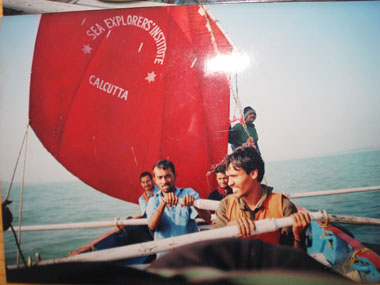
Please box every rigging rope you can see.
[16,123,29,266]
[342,247,371,282]
[201,5,218,55]
[2,121,30,266]
[10,224,27,267]
[200,5,266,184]
[201,5,251,141]
[5,121,30,201]
[231,73,251,139]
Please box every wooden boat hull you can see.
[307,221,380,283]
[71,220,380,283]
[69,223,156,266]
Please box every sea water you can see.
[1,150,380,266]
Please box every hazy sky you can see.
[210,2,380,160]
[1,2,380,183]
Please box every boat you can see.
[68,207,380,283]
[63,201,380,282]
[4,202,380,283]
[2,1,380,284]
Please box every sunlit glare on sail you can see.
[205,52,251,75]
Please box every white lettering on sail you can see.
[89,75,128,101]
[85,15,167,64]
[149,25,167,65]
[86,23,106,40]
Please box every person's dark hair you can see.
[214,164,226,174]
[225,146,264,182]
[140,171,152,180]
[152,160,176,176]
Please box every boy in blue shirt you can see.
[138,172,159,216]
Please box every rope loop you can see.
[342,248,371,281]
[320,210,332,248]
[322,209,329,227]
[115,216,121,229]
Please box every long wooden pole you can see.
[7,185,380,231]
[8,211,380,233]
[14,212,325,267]
[285,185,380,199]
[328,214,380,226]
[6,186,379,233]
[2,0,102,14]
[8,211,380,268]
[200,186,380,211]
[8,216,215,232]
[9,218,148,232]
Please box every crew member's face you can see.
[226,164,256,198]
[140,175,154,192]
[245,113,256,124]
[216,172,229,189]
[153,167,176,193]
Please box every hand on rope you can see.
[243,137,257,150]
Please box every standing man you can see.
[229,106,260,155]
[146,160,211,243]
[208,164,233,201]
[212,146,310,249]
[138,172,158,216]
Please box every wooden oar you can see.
[9,211,380,267]
[285,185,380,199]
[8,197,380,232]
[8,218,148,232]
[327,214,380,226]
[8,212,380,232]
[12,212,324,267]
[8,216,215,232]
[198,186,380,211]
[7,186,380,232]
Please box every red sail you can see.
[29,6,232,203]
